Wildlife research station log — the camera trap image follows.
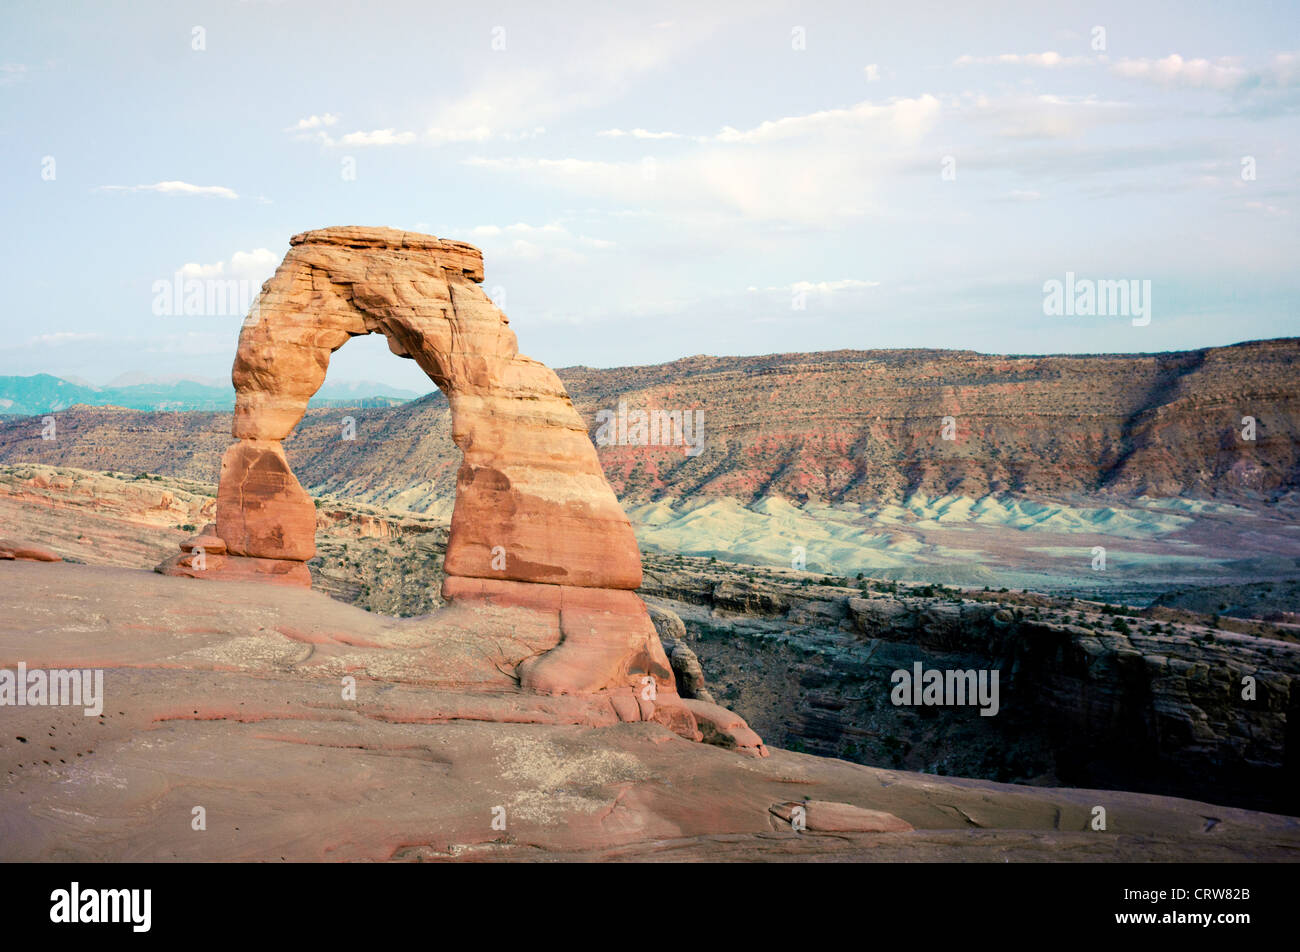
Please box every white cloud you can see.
[422,9,742,141]
[962,92,1136,139]
[1112,54,1248,90]
[864,64,881,82]
[751,279,880,293]
[794,279,880,292]
[337,128,418,146]
[1245,200,1288,216]
[97,181,238,198]
[286,113,339,132]
[466,95,945,223]
[0,63,27,85]
[285,11,745,149]
[459,221,615,264]
[177,248,278,282]
[710,95,942,144]
[599,128,685,139]
[502,126,546,141]
[424,125,493,143]
[1111,51,1300,90]
[955,51,1094,68]
[296,121,536,148]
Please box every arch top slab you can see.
[290,225,485,281]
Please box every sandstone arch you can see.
[157,227,725,730]
[222,225,642,591]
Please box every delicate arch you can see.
[156,226,768,754]
[218,226,641,590]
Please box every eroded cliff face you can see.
[639,561,1300,816]
[6,339,1296,510]
[566,341,1300,504]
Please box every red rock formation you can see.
[215,440,316,561]
[203,225,639,590]
[0,538,60,561]
[154,226,758,747]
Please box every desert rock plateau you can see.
[2,230,1297,862]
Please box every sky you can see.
[1,0,1297,394]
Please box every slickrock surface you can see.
[770,800,915,833]
[2,562,1296,862]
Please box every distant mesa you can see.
[155,226,755,751]
[0,372,420,416]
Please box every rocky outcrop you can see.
[648,604,716,704]
[0,538,60,561]
[151,226,761,747]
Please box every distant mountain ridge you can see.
[0,338,1296,509]
[0,373,424,415]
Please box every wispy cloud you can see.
[0,63,28,85]
[291,118,538,147]
[711,95,941,144]
[456,221,616,264]
[598,128,684,139]
[465,95,943,223]
[955,51,1096,68]
[336,128,417,146]
[97,181,238,198]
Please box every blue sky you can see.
[1,0,1297,393]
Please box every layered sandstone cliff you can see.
[5,340,1295,509]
